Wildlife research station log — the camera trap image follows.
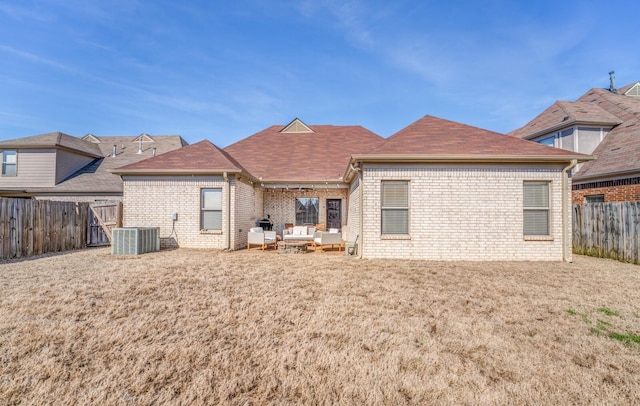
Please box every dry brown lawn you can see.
[1,248,639,405]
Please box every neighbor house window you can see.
[523,182,550,236]
[201,188,222,230]
[295,198,319,225]
[585,194,604,203]
[2,150,16,176]
[539,136,556,147]
[381,181,409,234]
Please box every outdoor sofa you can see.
[282,225,316,241]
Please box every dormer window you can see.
[534,126,609,154]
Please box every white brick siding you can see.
[123,176,229,249]
[233,180,263,250]
[346,177,360,242]
[360,164,569,261]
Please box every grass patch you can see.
[609,332,640,346]
[598,307,620,317]
[571,306,639,348]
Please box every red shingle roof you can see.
[370,115,585,158]
[224,124,385,182]
[114,140,245,174]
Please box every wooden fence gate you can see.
[87,201,123,246]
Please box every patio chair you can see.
[312,231,343,252]
[247,227,277,251]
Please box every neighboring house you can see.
[113,116,589,261]
[509,78,640,203]
[0,132,186,201]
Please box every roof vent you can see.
[112,144,117,158]
[609,71,617,93]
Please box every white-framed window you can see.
[201,188,222,230]
[523,182,550,236]
[2,150,17,176]
[381,181,409,234]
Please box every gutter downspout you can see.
[562,159,578,262]
[349,162,363,259]
[224,172,231,250]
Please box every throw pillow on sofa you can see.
[293,226,307,236]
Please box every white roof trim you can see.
[82,133,101,143]
[624,82,640,97]
[280,118,314,133]
[132,133,155,143]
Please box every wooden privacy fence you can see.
[0,198,90,260]
[573,202,640,264]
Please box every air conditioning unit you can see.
[111,227,160,255]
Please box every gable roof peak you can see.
[280,118,314,133]
[623,82,640,97]
[132,133,155,143]
[82,133,101,143]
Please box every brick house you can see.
[509,77,640,203]
[113,116,589,261]
[113,120,384,250]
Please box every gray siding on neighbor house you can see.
[0,149,56,187]
[55,150,96,184]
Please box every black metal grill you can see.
[256,219,272,230]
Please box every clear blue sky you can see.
[1,0,639,146]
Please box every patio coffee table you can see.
[277,240,309,254]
